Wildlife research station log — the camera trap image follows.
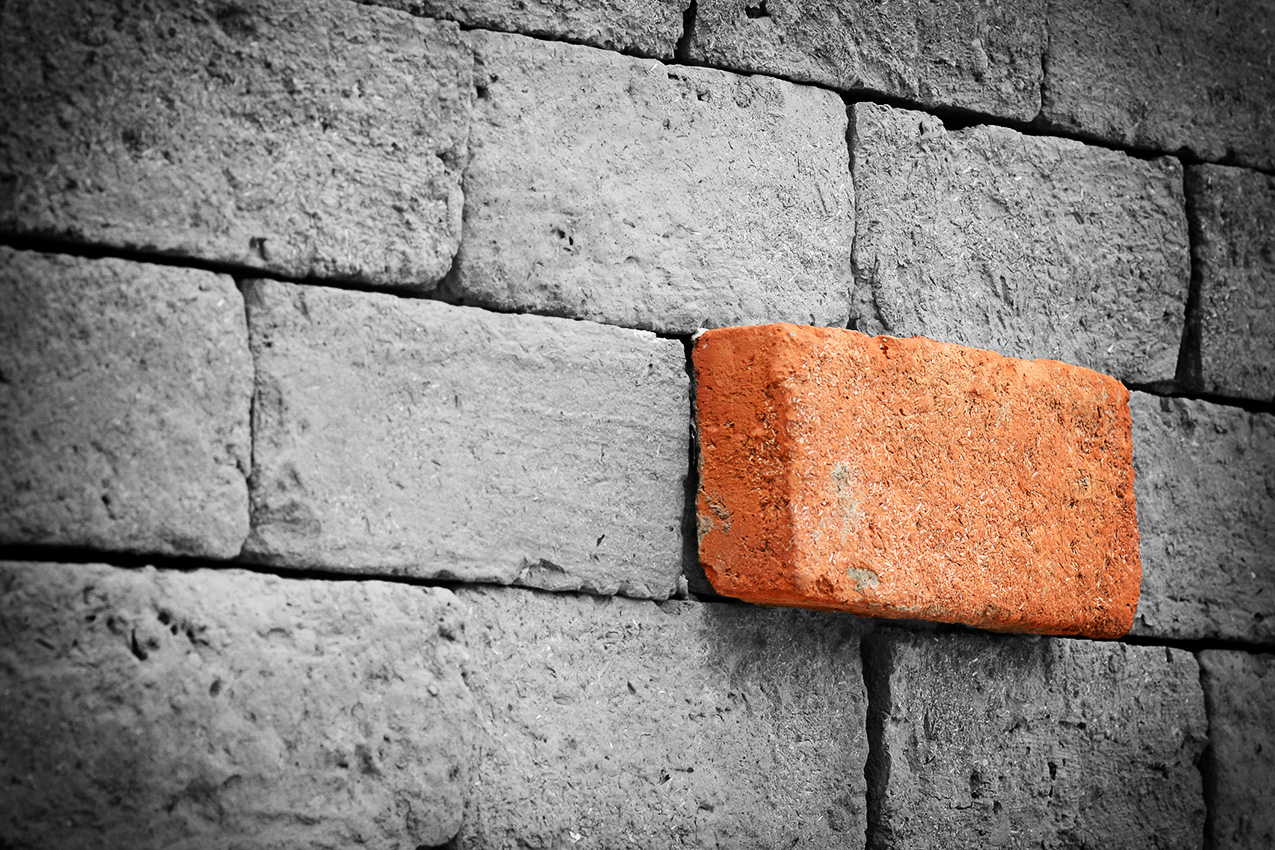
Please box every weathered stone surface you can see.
[453,31,854,335]
[873,630,1206,849]
[0,561,474,849]
[1199,650,1275,850]
[363,0,688,57]
[689,0,1045,121]
[851,103,1189,384]
[0,248,250,558]
[1043,0,1275,170]
[1187,165,1275,402]
[244,279,687,598]
[0,0,471,289]
[1130,393,1275,642]
[457,585,868,848]
[695,324,1139,637]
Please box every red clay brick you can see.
[693,324,1140,638]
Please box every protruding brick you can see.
[851,103,1189,384]
[1043,0,1275,170]
[1187,165,1275,402]
[1199,650,1275,850]
[1130,393,1275,642]
[453,31,854,334]
[694,324,1139,638]
[0,561,474,848]
[457,586,867,848]
[873,630,1206,848]
[0,248,250,558]
[244,279,687,598]
[0,0,471,288]
[688,0,1045,122]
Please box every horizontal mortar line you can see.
[1123,381,1275,415]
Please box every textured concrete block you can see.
[1044,0,1275,170]
[453,31,854,335]
[363,0,688,57]
[0,248,250,558]
[457,586,867,848]
[873,630,1206,849]
[1131,393,1275,642]
[851,103,1189,384]
[0,561,474,849]
[695,324,1139,637]
[1188,165,1275,402]
[0,0,471,288]
[689,0,1045,121]
[1199,650,1275,850]
[244,279,687,597]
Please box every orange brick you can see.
[693,324,1141,638]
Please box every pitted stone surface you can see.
[0,561,474,849]
[457,586,868,848]
[689,0,1045,121]
[453,30,854,335]
[0,248,250,558]
[1130,393,1275,643]
[0,0,471,288]
[874,630,1206,849]
[244,279,687,598]
[695,324,1139,638]
[851,103,1189,384]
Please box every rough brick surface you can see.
[0,561,474,849]
[0,248,250,558]
[1130,393,1275,642]
[457,586,868,848]
[689,0,1045,121]
[695,324,1140,638]
[453,31,854,335]
[1187,165,1275,402]
[244,279,687,597]
[364,0,688,57]
[1043,0,1275,170]
[1199,650,1275,850]
[872,630,1206,849]
[0,0,471,289]
[851,103,1189,384]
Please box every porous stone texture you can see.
[457,586,868,848]
[1044,0,1275,170]
[1198,650,1275,850]
[363,0,688,57]
[1130,393,1275,642]
[689,0,1045,121]
[0,561,474,849]
[873,630,1206,849]
[695,324,1139,638]
[851,103,1189,384]
[244,279,687,598]
[1187,165,1275,402]
[453,31,854,335]
[0,0,471,288]
[0,248,250,558]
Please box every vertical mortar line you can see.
[845,98,860,330]
[675,0,698,64]
[234,277,259,561]
[1196,651,1218,850]
[1175,163,1205,391]
[861,629,892,850]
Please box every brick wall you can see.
[1,1,1271,847]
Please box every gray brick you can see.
[243,279,687,598]
[688,0,1045,122]
[1188,165,1275,402]
[453,31,854,335]
[1199,650,1275,850]
[0,0,471,289]
[874,630,1206,849]
[0,561,474,849]
[1130,393,1275,642]
[0,248,250,558]
[851,103,1189,384]
[457,586,868,848]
